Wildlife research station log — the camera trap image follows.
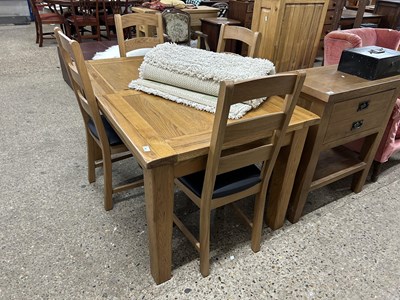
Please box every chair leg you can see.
[102,154,114,211]
[87,135,100,183]
[371,161,382,182]
[251,192,267,253]
[38,24,44,47]
[34,21,39,44]
[199,206,211,277]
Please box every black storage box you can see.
[338,46,400,80]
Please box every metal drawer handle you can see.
[357,100,369,111]
[357,101,369,111]
[351,120,364,130]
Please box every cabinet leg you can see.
[371,161,382,182]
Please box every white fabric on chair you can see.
[92,45,152,60]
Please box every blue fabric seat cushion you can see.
[178,164,261,199]
[88,115,123,146]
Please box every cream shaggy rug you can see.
[129,43,275,119]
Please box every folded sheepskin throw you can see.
[129,43,275,119]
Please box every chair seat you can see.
[88,115,122,146]
[39,13,64,23]
[68,15,98,24]
[178,164,261,198]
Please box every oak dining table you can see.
[85,56,320,284]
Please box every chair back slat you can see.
[216,24,261,57]
[217,144,274,175]
[114,13,164,57]
[224,74,299,105]
[223,113,284,147]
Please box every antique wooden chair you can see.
[54,27,144,210]
[66,0,101,42]
[211,2,228,18]
[216,24,261,57]
[100,0,130,40]
[162,8,209,49]
[29,0,65,47]
[114,12,164,57]
[174,71,306,276]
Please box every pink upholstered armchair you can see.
[324,28,400,181]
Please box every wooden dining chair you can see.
[114,12,164,57]
[66,0,101,42]
[211,2,229,18]
[54,27,144,210]
[173,70,306,277]
[29,0,65,47]
[216,24,261,57]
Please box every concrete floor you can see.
[1,23,400,299]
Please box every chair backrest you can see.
[103,0,129,15]
[162,8,191,45]
[324,28,400,65]
[71,0,99,18]
[29,0,41,21]
[211,2,228,18]
[201,71,305,203]
[353,0,368,28]
[114,12,164,57]
[216,24,261,57]
[54,27,110,150]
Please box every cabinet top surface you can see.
[301,65,400,102]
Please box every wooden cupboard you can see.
[251,0,329,72]
[374,0,400,30]
[227,0,255,28]
[317,0,346,57]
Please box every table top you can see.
[300,65,400,103]
[340,9,383,20]
[44,0,138,5]
[200,17,241,25]
[86,57,320,169]
[132,5,220,14]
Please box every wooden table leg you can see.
[266,127,309,230]
[143,165,174,284]
[286,125,321,224]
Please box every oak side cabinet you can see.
[287,65,400,224]
[251,0,329,72]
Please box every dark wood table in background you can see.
[200,17,241,52]
[340,9,383,28]
[374,0,400,30]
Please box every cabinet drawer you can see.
[329,90,394,123]
[245,13,252,24]
[324,111,387,143]
[324,9,335,25]
[324,90,395,143]
[321,24,333,37]
[328,0,338,9]
[246,1,254,12]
